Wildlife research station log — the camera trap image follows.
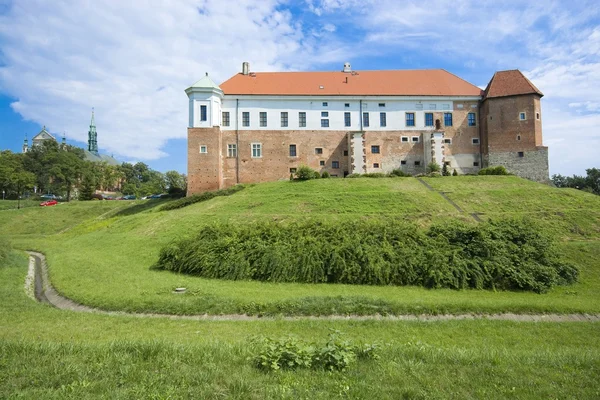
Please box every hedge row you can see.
[155,218,578,293]
[160,185,245,211]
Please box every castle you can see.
[186,63,548,195]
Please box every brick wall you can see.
[187,127,222,194]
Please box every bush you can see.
[346,173,387,179]
[155,218,578,293]
[478,166,509,175]
[427,162,441,173]
[389,169,411,177]
[442,163,450,176]
[452,169,458,176]
[295,165,318,181]
[252,331,379,372]
[160,185,245,211]
[321,171,330,179]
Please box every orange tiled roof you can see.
[219,69,483,97]
[483,70,543,99]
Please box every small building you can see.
[185,63,548,195]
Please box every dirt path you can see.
[26,251,600,322]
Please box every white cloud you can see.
[0,0,319,160]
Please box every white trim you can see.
[199,145,207,154]
[411,136,420,143]
[472,138,480,145]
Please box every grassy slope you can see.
[1,252,599,399]
[1,176,599,315]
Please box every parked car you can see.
[40,194,58,200]
[40,200,58,206]
[123,195,136,200]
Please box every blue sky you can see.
[0,0,598,176]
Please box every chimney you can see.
[342,62,352,73]
[242,62,249,75]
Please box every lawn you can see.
[1,251,599,399]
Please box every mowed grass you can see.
[3,176,600,316]
[1,253,599,399]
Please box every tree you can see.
[47,149,84,201]
[0,151,36,207]
[585,168,600,195]
[442,163,450,176]
[165,170,187,197]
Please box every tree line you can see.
[551,168,600,195]
[0,140,186,201]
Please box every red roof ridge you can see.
[483,69,543,99]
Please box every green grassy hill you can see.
[1,176,599,316]
[2,176,600,399]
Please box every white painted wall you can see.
[187,92,222,128]
[219,97,478,131]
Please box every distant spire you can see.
[88,108,98,155]
[22,133,29,153]
[61,132,67,149]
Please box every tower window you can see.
[199,145,207,154]
[242,112,250,127]
[519,112,526,120]
[260,112,267,127]
[344,112,351,127]
[380,112,387,127]
[363,112,370,127]
[281,112,288,127]
[468,112,476,126]
[200,105,207,122]
[406,112,415,127]
[517,135,521,141]
[536,112,540,120]
[222,112,230,127]
[299,112,306,127]
[444,112,453,126]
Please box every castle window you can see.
[406,112,415,127]
[290,168,297,173]
[380,112,387,127]
[468,112,476,126]
[321,119,330,127]
[473,161,479,166]
[321,111,329,117]
[345,103,350,107]
[315,148,323,155]
[260,112,267,127]
[363,112,370,127]
[425,113,434,127]
[332,161,340,169]
[472,138,480,145]
[289,144,297,157]
[343,150,348,156]
[320,160,325,166]
[379,103,386,107]
[401,136,409,142]
[371,145,380,154]
[444,112,453,126]
[322,102,328,107]
[517,135,521,141]
[401,160,407,165]
[281,112,288,127]
[411,136,420,143]
[536,112,540,120]
[444,138,452,144]
[199,145,207,154]
[344,112,351,127]
[414,161,421,166]
[251,143,262,158]
[200,105,207,121]
[227,144,237,158]
[222,112,230,127]
[299,112,306,127]
[518,151,524,157]
[373,163,380,168]
[242,112,250,127]
[519,112,526,120]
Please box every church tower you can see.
[22,134,28,153]
[88,109,98,155]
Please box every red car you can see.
[40,200,58,206]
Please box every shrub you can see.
[442,163,450,176]
[478,166,509,175]
[321,171,330,179]
[388,169,410,177]
[427,162,441,173]
[155,218,578,293]
[452,169,458,176]
[295,165,318,181]
[346,173,387,179]
[160,185,245,211]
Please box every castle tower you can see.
[88,109,98,155]
[22,134,28,153]
[61,132,67,150]
[480,70,548,182]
